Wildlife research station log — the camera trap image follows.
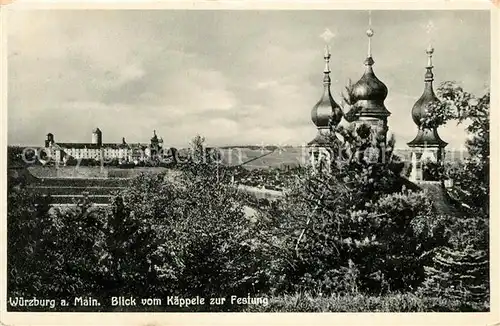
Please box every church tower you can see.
[350,20,391,144]
[307,43,343,172]
[407,46,447,182]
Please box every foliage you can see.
[243,292,488,312]
[425,81,489,162]
[421,159,445,181]
[251,122,447,296]
[419,246,489,306]
[422,81,473,128]
[7,173,108,306]
[417,82,490,308]
[8,146,42,167]
[341,78,361,123]
[422,81,489,210]
[116,170,262,299]
[65,156,101,167]
[256,184,447,296]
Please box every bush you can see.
[419,246,489,306]
[7,162,264,310]
[7,175,109,307]
[116,170,263,299]
[249,121,450,296]
[422,159,444,181]
[254,182,447,296]
[243,292,488,312]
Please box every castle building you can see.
[43,128,164,164]
[407,46,448,182]
[307,44,343,172]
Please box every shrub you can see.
[7,175,109,307]
[422,159,444,181]
[255,182,447,296]
[243,292,488,312]
[116,170,263,299]
[7,158,266,310]
[250,120,450,296]
[419,246,489,306]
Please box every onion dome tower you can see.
[308,44,343,172]
[407,46,447,182]
[350,23,390,143]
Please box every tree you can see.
[7,173,110,308]
[116,157,262,300]
[252,119,445,296]
[341,78,361,123]
[417,81,490,309]
[422,81,489,217]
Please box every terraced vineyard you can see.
[28,177,130,205]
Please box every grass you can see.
[7,293,489,312]
[243,292,490,312]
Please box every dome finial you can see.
[323,44,331,74]
[424,20,435,82]
[366,10,374,58]
[426,44,434,68]
[319,28,335,83]
[310,28,343,132]
[424,46,435,83]
[425,20,435,67]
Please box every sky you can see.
[7,10,490,149]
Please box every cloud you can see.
[7,10,490,149]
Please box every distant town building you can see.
[43,128,165,164]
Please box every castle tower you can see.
[91,127,102,147]
[45,133,55,147]
[307,43,343,172]
[350,18,391,144]
[150,130,159,148]
[407,46,447,182]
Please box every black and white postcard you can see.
[1,1,498,325]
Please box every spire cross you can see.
[320,28,335,43]
[425,20,435,41]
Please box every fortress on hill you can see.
[307,24,447,183]
[43,129,167,164]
